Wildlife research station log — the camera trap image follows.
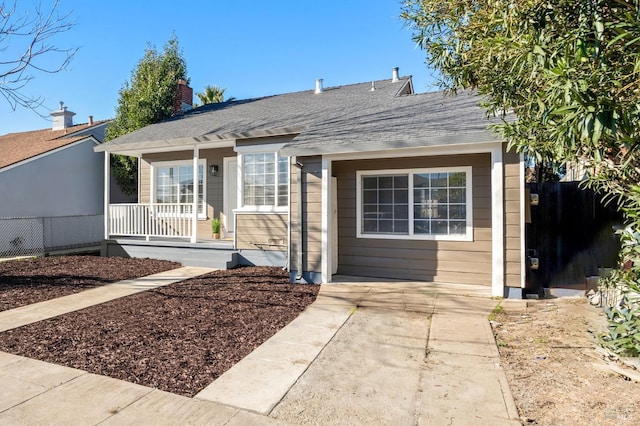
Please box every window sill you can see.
[234,207,289,214]
[357,232,473,242]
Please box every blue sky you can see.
[1,0,437,135]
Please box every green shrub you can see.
[600,302,640,357]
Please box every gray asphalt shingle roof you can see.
[97,77,503,156]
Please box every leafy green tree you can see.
[195,85,234,105]
[401,0,640,345]
[106,34,188,194]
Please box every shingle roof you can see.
[0,121,109,169]
[98,77,503,156]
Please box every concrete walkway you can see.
[0,272,521,425]
[268,279,520,425]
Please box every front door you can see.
[223,157,238,238]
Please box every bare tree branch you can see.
[0,0,77,114]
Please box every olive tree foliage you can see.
[402,0,640,292]
[105,35,188,195]
[0,0,77,113]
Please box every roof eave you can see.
[95,126,305,156]
[279,130,502,157]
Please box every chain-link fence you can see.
[0,215,103,259]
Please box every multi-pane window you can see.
[155,163,205,214]
[243,153,289,207]
[358,167,471,239]
[362,175,409,234]
[413,171,467,235]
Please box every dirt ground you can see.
[2,255,639,421]
[492,297,640,425]
[0,255,180,311]
[0,257,319,397]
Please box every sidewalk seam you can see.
[265,304,357,417]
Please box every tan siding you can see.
[139,159,151,204]
[141,148,236,239]
[236,213,288,250]
[333,153,492,286]
[503,144,523,288]
[290,156,323,272]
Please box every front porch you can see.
[102,237,238,270]
[104,201,239,269]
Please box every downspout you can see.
[292,157,304,281]
[286,156,292,273]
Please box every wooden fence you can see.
[526,182,622,291]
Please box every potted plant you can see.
[211,217,221,239]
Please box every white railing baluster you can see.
[106,203,193,240]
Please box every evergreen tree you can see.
[106,34,188,195]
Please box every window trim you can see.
[150,159,207,219]
[236,149,289,213]
[356,166,473,241]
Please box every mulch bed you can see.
[0,255,181,311]
[0,263,319,397]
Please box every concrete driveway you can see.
[0,272,521,425]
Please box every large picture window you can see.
[357,167,472,240]
[154,161,205,215]
[242,152,289,207]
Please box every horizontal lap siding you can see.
[140,148,236,239]
[290,156,323,272]
[334,154,492,286]
[504,145,523,288]
[236,213,288,250]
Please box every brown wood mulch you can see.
[0,259,319,397]
[0,255,181,311]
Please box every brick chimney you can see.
[174,79,193,114]
[50,101,75,130]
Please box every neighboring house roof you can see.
[0,121,109,169]
[97,76,504,157]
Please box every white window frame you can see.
[151,159,207,219]
[356,166,473,241]
[236,147,289,213]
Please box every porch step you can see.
[182,251,238,269]
[103,239,238,270]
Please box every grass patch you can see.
[488,304,504,321]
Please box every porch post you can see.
[491,144,505,297]
[104,151,110,240]
[519,152,527,289]
[191,145,199,243]
[321,157,332,283]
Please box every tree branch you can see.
[0,0,77,112]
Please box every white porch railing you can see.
[108,204,195,240]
